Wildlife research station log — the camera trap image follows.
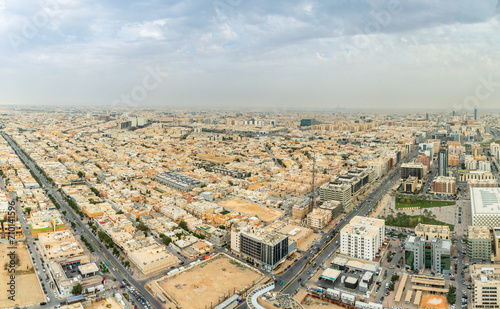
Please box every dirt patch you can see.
[247,182,272,190]
[0,242,45,308]
[297,233,322,252]
[301,295,344,309]
[218,198,284,222]
[155,254,264,309]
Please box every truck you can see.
[317,288,323,293]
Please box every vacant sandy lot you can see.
[0,242,44,308]
[301,295,344,309]
[247,182,272,190]
[156,254,264,309]
[218,198,284,222]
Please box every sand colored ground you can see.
[156,254,264,309]
[247,182,272,190]
[300,295,344,309]
[218,198,284,222]
[0,242,45,308]
[92,297,122,309]
[420,294,448,309]
[297,233,322,252]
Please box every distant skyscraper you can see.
[438,148,448,177]
[453,110,455,117]
[474,106,478,120]
[426,113,429,120]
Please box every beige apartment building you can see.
[340,216,385,261]
[306,208,331,229]
[471,264,500,309]
[38,231,85,261]
[415,223,450,240]
[124,237,179,275]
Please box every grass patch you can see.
[382,212,454,231]
[395,196,455,209]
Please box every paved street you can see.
[2,132,158,309]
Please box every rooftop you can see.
[468,226,490,239]
[471,188,500,215]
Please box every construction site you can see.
[148,253,266,309]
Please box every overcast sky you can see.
[1,0,499,112]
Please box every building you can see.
[438,148,448,177]
[306,208,331,230]
[468,226,492,262]
[405,224,451,274]
[404,236,451,274]
[28,209,66,237]
[319,181,352,207]
[300,119,320,127]
[210,228,230,248]
[403,176,418,193]
[238,228,289,270]
[38,231,86,261]
[459,171,496,182]
[415,224,450,240]
[292,203,312,221]
[337,175,362,196]
[319,200,343,219]
[401,162,427,180]
[155,172,205,191]
[417,153,431,170]
[468,179,498,193]
[471,264,500,309]
[431,176,456,194]
[474,105,478,120]
[471,188,500,228]
[340,216,385,261]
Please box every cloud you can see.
[0,0,498,109]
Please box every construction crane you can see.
[311,149,316,209]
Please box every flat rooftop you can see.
[341,224,378,238]
[471,188,500,215]
[350,216,385,228]
[468,226,490,239]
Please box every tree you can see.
[71,222,76,229]
[77,171,85,178]
[25,207,32,215]
[178,220,189,231]
[72,283,83,295]
[447,285,456,304]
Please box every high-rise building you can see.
[340,216,385,261]
[319,181,352,207]
[474,105,478,120]
[401,162,427,180]
[405,224,451,274]
[471,264,500,309]
[238,229,289,270]
[300,118,320,127]
[467,226,492,261]
[438,148,448,176]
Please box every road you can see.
[238,148,419,308]
[2,133,160,309]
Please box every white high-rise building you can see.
[340,216,385,261]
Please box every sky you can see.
[0,0,499,112]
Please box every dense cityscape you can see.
[0,107,499,309]
[1,1,499,309]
